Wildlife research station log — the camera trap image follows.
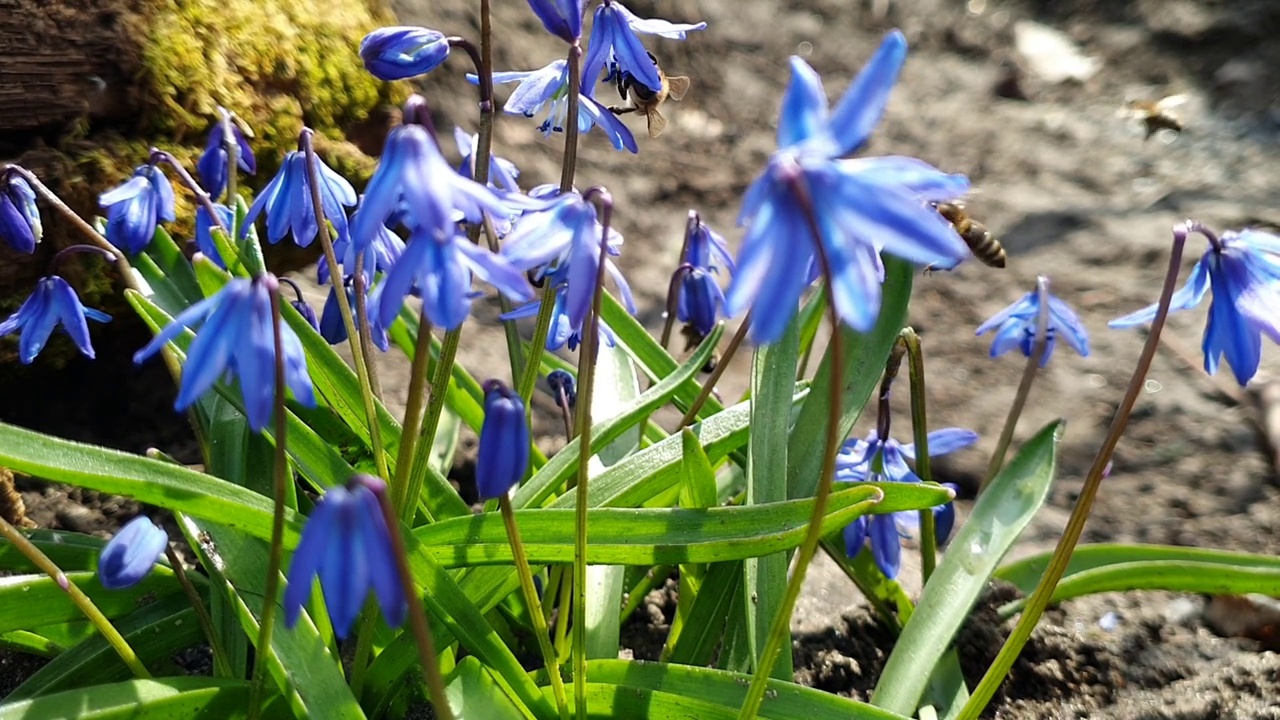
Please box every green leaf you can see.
[416,483,950,567]
[870,420,1063,716]
[446,656,531,720]
[0,572,180,635]
[0,677,267,720]
[0,531,111,574]
[996,543,1280,593]
[787,256,913,499]
[664,562,741,665]
[677,429,717,511]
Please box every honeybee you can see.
[1123,95,1186,140]
[609,53,690,139]
[678,323,719,373]
[933,202,1006,270]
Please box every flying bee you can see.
[1123,95,1186,140]
[609,53,690,139]
[678,323,719,373]
[932,202,1006,270]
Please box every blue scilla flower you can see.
[320,282,389,352]
[678,213,734,338]
[976,281,1089,367]
[243,150,357,248]
[0,175,41,254]
[500,190,636,330]
[483,60,638,152]
[100,164,176,255]
[133,274,316,432]
[0,276,110,364]
[453,127,521,194]
[196,108,256,199]
[195,203,236,269]
[839,428,975,579]
[583,1,705,94]
[724,31,970,344]
[478,380,530,501]
[98,516,168,590]
[360,26,450,81]
[284,474,406,639]
[501,280,616,352]
[1111,227,1280,386]
[547,369,576,408]
[526,0,583,43]
[319,222,406,287]
[377,225,534,332]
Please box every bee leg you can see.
[608,105,638,116]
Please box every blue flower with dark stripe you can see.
[243,149,357,248]
[678,213,733,338]
[0,276,110,363]
[526,0,583,43]
[100,164,175,255]
[977,281,1089,367]
[583,2,704,93]
[483,60,637,152]
[284,475,406,639]
[477,380,530,501]
[98,517,168,590]
[133,274,315,431]
[196,108,256,199]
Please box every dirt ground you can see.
[5,0,1280,717]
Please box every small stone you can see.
[1014,20,1100,84]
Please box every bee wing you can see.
[665,76,691,102]
[646,108,668,138]
[1154,94,1188,111]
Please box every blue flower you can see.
[1111,227,1280,386]
[133,274,316,432]
[100,164,176,255]
[526,0,583,43]
[838,428,975,579]
[453,127,522,194]
[196,108,256,199]
[678,214,733,338]
[547,369,576,408]
[194,203,236,269]
[360,26,450,81]
[501,281,616,352]
[377,225,533,332]
[484,60,638,152]
[478,380,530,501]
[243,150,357,248]
[0,176,41,254]
[724,31,970,344]
[319,223,405,287]
[500,190,636,331]
[0,276,110,364]
[977,282,1089,367]
[98,516,168,590]
[320,282,389,351]
[284,475,406,639]
[583,2,704,94]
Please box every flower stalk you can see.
[678,314,748,427]
[898,327,938,582]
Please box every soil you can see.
[4,0,1280,718]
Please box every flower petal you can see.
[827,30,908,156]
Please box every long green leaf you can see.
[787,257,913,499]
[871,420,1063,715]
[665,562,742,666]
[0,677,265,720]
[995,543,1280,593]
[0,572,179,635]
[446,656,531,720]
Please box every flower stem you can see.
[149,149,228,236]
[660,211,700,349]
[678,315,749,427]
[370,484,455,720]
[899,328,938,582]
[560,42,583,193]
[499,495,570,720]
[350,252,384,401]
[569,188,613,720]
[956,229,1189,720]
[402,326,458,523]
[979,276,1051,493]
[165,545,231,677]
[248,285,291,719]
[300,130,389,483]
[0,515,150,678]
[391,310,433,513]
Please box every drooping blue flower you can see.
[477,380,530,501]
[320,282,389,351]
[133,274,316,432]
[839,428,975,579]
[501,278,617,352]
[976,281,1089,367]
[0,276,110,364]
[360,26,450,81]
[724,31,971,344]
[194,203,236,269]
[377,225,533,332]
[483,60,638,152]
[453,127,522,194]
[500,190,636,331]
[196,108,256,199]
[1110,227,1280,386]
[100,164,176,255]
[98,516,168,590]
[319,223,406,287]
[547,369,576,408]
[677,213,734,338]
[0,175,41,254]
[526,0,583,43]
[583,2,704,94]
[242,150,357,248]
[284,474,406,639]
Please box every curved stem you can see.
[249,286,290,719]
[678,315,749,427]
[899,328,937,582]
[402,326,458,523]
[957,228,1189,720]
[166,545,230,677]
[149,149,227,235]
[500,495,570,720]
[980,276,1051,493]
[736,175,845,720]
[0,515,150,678]
[659,264,695,349]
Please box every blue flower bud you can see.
[196,108,256,199]
[0,176,41,254]
[98,516,168,590]
[525,0,583,43]
[292,298,319,332]
[360,26,450,81]
[100,164,176,255]
[477,380,530,501]
[547,369,576,408]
